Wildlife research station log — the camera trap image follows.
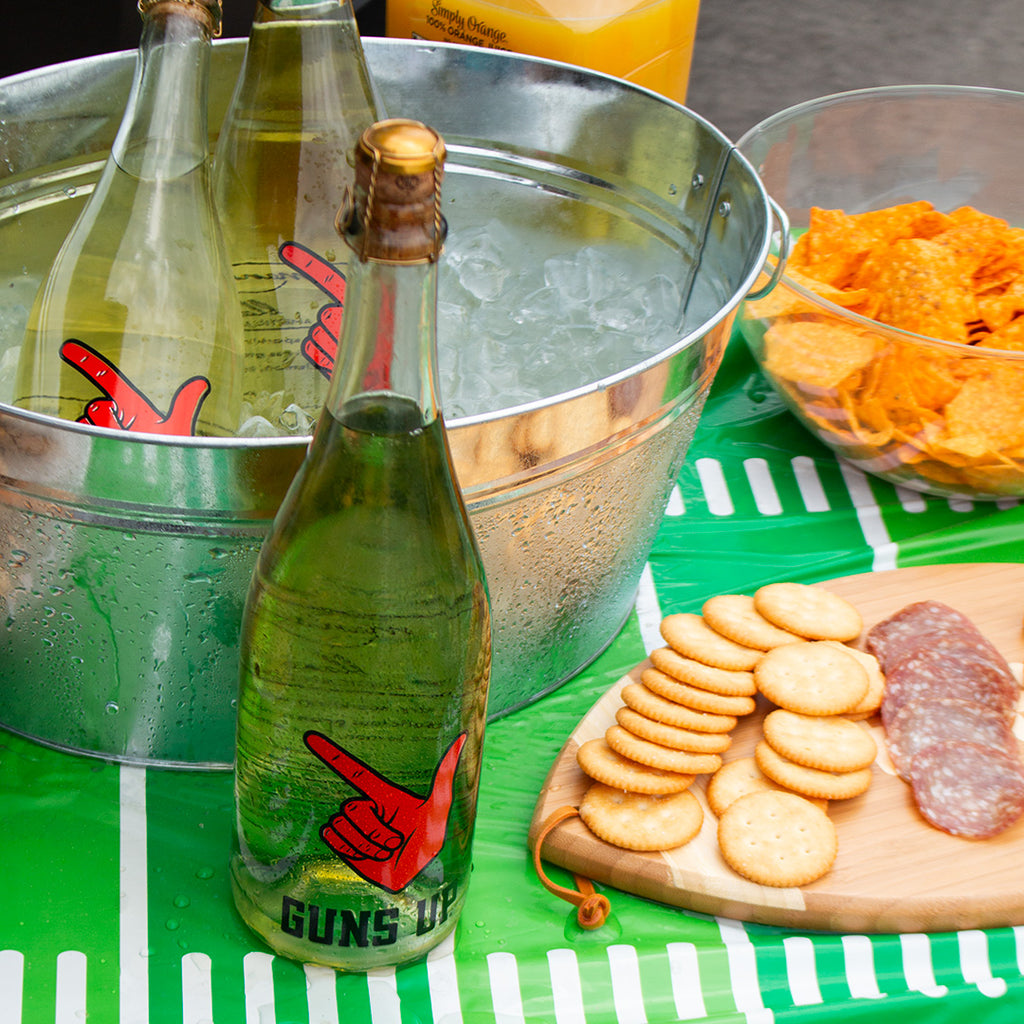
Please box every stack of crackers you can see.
[574,582,884,888]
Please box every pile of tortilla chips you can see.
[743,201,1024,496]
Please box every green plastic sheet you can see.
[3,334,1024,1023]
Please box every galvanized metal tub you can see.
[0,39,776,766]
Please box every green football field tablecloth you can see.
[4,335,1024,1024]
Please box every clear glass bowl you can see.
[737,85,1024,500]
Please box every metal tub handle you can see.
[744,196,790,301]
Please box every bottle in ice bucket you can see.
[14,0,243,437]
[213,0,385,436]
[231,119,492,970]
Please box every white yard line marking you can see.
[636,562,664,655]
[716,918,773,1023]
[1014,926,1024,975]
[0,950,24,1024]
[744,458,782,516]
[305,963,340,1024]
[182,953,213,1024]
[55,950,87,1024]
[958,930,1007,998]
[837,463,897,571]
[607,944,647,1024]
[894,486,927,514]
[696,459,734,517]
[791,457,830,513]
[665,942,708,1020]
[486,952,526,1024]
[899,933,948,998]
[783,937,822,1005]
[666,485,686,517]
[367,964,402,1024]
[426,931,463,1024]
[243,951,277,1024]
[840,935,886,1000]
[120,765,149,1024]
[547,948,587,1024]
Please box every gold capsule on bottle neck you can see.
[340,119,447,265]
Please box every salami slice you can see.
[886,697,1019,780]
[866,600,977,672]
[910,741,1024,838]
[880,638,1020,727]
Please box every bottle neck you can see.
[112,5,213,180]
[323,255,441,428]
[258,0,357,18]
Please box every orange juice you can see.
[385,0,700,105]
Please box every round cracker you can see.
[753,582,863,642]
[717,789,838,888]
[706,756,828,817]
[579,782,704,851]
[754,640,869,715]
[576,737,695,794]
[823,642,885,718]
[615,706,733,754]
[606,725,723,776]
[642,667,758,718]
[755,739,873,800]
[660,612,763,671]
[621,683,738,734]
[707,757,781,817]
[762,708,878,773]
[650,645,757,697]
[702,594,804,651]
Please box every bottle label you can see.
[280,881,460,949]
[58,339,213,435]
[303,729,467,893]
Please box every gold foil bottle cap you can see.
[138,0,223,36]
[339,119,447,264]
[358,119,447,177]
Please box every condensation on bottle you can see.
[230,119,492,971]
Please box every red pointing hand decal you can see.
[60,339,210,435]
[304,730,466,894]
[280,242,345,380]
[279,242,393,389]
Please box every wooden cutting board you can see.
[529,562,1024,934]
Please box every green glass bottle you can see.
[14,0,243,437]
[231,120,492,970]
[213,0,384,435]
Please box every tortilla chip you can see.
[852,238,975,342]
[943,365,1024,449]
[980,315,1024,351]
[762,319,879,390]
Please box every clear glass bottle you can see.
[14,0,243,437]
[231,120,492,970]
[213,0,385,436]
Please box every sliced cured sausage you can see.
[880,637,1019,728]
[910,741,1024,839]
[885,697,1019,780]
[866,600,977,672]
[871,600,1024,839]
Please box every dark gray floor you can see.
[686,0,1024,143]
